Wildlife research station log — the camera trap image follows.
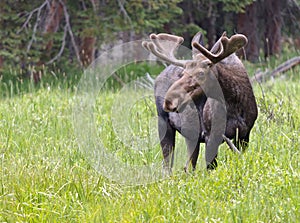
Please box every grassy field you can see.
[0,59,299,222]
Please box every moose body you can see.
[143,32,258,171]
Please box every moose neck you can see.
[215,62,254,106]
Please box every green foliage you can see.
[124,0,183,33]
[0,0,299,83]
[0,0,185,80]
[0,64,82,98]
[0,2,26,64]
[218,0,255,12]
[0,1,64,68]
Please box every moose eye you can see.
[198,72,205,78]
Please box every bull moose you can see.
[142,31,258,171]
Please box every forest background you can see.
[0,0,299,82]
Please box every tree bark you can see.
[0,3,4,72]
[237,2,259,62]
[0,55,3,74]
[78,0,98,67]
[80,36,96,67]
[206,2,216,49]
[43,0,65,54]
[263,0,284,57]
[31,0,65,82]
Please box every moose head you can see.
[142,32,248,112]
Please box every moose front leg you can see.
[162,143,175,174]
[204,99,226,170]
[205,137,221,170]
[184,138,200,172]
[158,117,176,174]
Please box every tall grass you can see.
[0,59,299,222]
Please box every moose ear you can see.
[191,31,204,57]
[192,31,204,45]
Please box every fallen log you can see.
[251,56,300,83]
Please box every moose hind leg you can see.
[233,128,250,152]
[238,131,250,153]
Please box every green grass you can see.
[0,60,299,222]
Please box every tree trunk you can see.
[43,0,64,54]
[80,36,96,67]
[206,17,216,49]
[32,0,64,82]
[206,2,216,49]
[0,3,4,72]
[264,0,284,57]
[237,2,259,62]
[78,0,99,67]
[0,56,3,74]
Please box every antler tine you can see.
[192,33,248,64]
[142,33,187,67]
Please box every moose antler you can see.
[142,33,188,67]
[192,33,248,64]
[143,32,247,66]
[209,32,227,54]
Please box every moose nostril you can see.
[163,99,177,112]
